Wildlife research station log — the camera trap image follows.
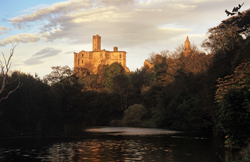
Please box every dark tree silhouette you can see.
[226,3,244,16]
[221,3,250,36]
[225,10,236,16]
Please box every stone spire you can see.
[184,36,191,57]
[185,36,190,50]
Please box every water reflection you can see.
[85,127,180,135]
[0,127,224,162]
[37,139,176,162]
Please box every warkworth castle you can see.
[73,34,130,74]
[74,35,192,74]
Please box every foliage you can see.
[224,145,250,162]
[154,57,173,86]
[202,8,250,55]
[216,62,250,147]
[74,67,101,91]
[111,74,133,110]
[218,8,250,37]
[73,91,123,126]
[102,62,125,90]
[43,66,73,85]
[0,72,61,136]
[202,26,243,54]
[152,69,210,130]
[122,104,147,126]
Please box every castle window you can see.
[82,54,83,57]
[76,54,77,57]
[78,60,79,65]
[82,60,83,63]
[120,54,121,58]
[105,53,109,59]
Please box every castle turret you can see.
[184,36,191,57]
[93,34,101,51]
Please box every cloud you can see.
[23,47,61,65]
[97,0,134,6]
[28,0,195,46]
[23,57,43,65]
[6,0,238,50]
[19,4,50,14]
[10,0,93,28]
[0,33,40,46]
[0,26,11,35]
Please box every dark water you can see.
[0,127,225,162]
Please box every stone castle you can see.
[73,34,130,74]
[74,35,191,74]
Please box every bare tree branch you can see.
[0,45,21,103]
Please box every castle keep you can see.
[74,34,130,74]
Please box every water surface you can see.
[0,127,225,162]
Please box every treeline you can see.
[0,8,250,150]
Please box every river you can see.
[0,127,225,162]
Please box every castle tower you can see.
[93,34,101,51]
[74,34,130,75]
[184,36,191,57]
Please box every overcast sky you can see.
[0,0,248,78]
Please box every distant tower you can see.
[93,34,101,51]
[184,36,191,57]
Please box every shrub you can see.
[122,104,147,126]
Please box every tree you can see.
[221,8,250,37]
[43,66,73,85]
[154,57,172,86]
[111,74,132,110]
[202,26,243,55]
[215,62,250,147]
[0,45,21,103]
[202,8,250,55]
[102,62,125,90]
[122,104,147,126]
[0,72,62,135]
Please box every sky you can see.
[0,0,249,78]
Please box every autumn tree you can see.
[202,26,243,55]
